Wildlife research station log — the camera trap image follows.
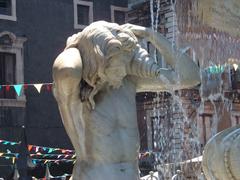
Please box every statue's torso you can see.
[70,78,140,179]
[82,78,139,163]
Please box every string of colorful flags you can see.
[28,144,74,154]
[0,139,76,165]
[0,139,155,165]
[0,139,21,145]
[0,83,53,96]
[9,164,72,180]
[0,61,239,96]
[0,64,233,97]
[0,139,158,179]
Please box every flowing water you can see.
[145,0,240,179]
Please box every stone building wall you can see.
[128,0,240,169]
[0,0,128,178]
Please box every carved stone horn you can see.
[202,125,240,180]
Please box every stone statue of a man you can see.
[52,21,200,180]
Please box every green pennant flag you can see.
[13,84,23,96]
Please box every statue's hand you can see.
[121,23,150,39]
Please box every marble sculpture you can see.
[202,125,240,180]
[52,21,200,180]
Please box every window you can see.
[198,114,213,145]
[231,114,240,126]
[0,0,16,21]
[73,0,93,29]
[0,52,16,99]
[0,0,11,15]
[111,5,128,25]
[0,31,26,107]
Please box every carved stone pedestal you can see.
[202,125,240,180]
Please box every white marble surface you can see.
[52,21,200,180]
[202,125,240,180]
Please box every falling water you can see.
[147,0,240,179]
[150,0,161,63]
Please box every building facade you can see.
[1,0,240,179]
[128,0,240,178]
[0,0,127,178]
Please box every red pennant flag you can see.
[5,85,10,91]
[47,84,52,91]
[24,84,28,90]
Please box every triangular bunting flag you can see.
[34,84,43,93]
[48,148,53,153]
[12,157,16,164]
[0,85,1,91]
[45,164,53,180]
[24,84,28,89]
[44,160,49,164]
[35,146,39,152]
[3,141,9,145]
[28,145,33,151]
[13,84,23,96]
[13,165,20,180]
[47,84,52,91]
[6,85,10,91]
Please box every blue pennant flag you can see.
[48,148,53,153]
[0,85,1,91]
[32,159,37,165]
[13,84,23,96]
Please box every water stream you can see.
[146,0,239,179]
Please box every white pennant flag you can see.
[34,84,43,93]
[13,165,20,180]
[233,63,238,71]
[45,164,53,179]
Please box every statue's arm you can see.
[123,24,200,91]
[131,68,179,92]
[52,48,83,156]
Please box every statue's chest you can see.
[89,80,138,131]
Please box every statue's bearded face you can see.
[102,53,130,88]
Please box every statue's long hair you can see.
[65,21,138,88]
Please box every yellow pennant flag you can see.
[12,157,16,164]
[44,160,49,164]
[33,84,43,93]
